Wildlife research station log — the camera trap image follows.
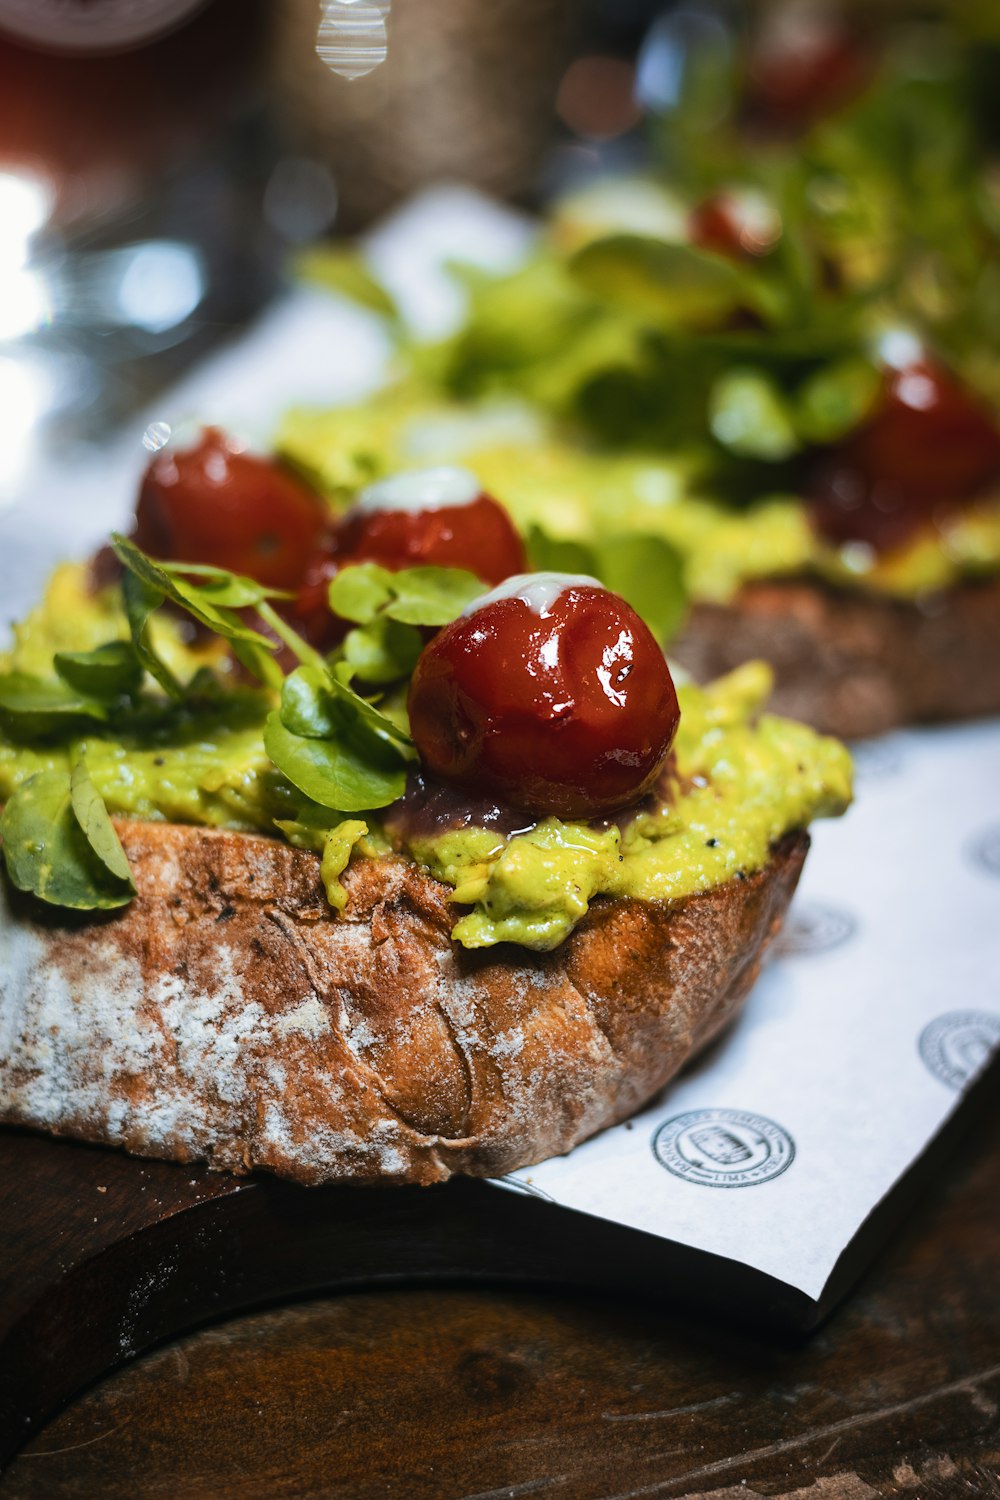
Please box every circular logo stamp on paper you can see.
[774,900,857,958]
[919,1012,1000,1091]
[967,826,1000,880]
[652,1109,795,1189]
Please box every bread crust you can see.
[0,820,807,1186]
[671,574,1000,740]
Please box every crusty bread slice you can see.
[670,575,1000,740]
[0,820,807,1186]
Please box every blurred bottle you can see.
[0,0,277,489]
[271,0,576,230]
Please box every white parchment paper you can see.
[508,719,1000,1301]
[2,187,997,1309]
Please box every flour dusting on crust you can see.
[0,819,807,1185]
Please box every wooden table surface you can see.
[2,1090,999,1500]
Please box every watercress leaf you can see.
[569,234,751,325]
[70,752,135,888]
[794,357,882,445]
[280,665,340,739]
[327,563,395,625]
[120,567,183,698]
[54,641,143,701]
[599,533,689,643]
[524,524,598,577]
[264,712,407,812]
[708,368,800,461]
[383,566,485,626]
[341,617,423,685]
[525,524,688,642]
[155,560,292,608]
[112,537,279,648]
[0,671,109,736]
[328,662,415,755]
[297,246,401,323]
[0,769,134,910]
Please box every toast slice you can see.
[671,575,1000,740]
[0,819,808,1186]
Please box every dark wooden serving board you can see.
[1,1093,999,1499]
[2,1058,998,1475]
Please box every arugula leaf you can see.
[54,641,143,702]
[0,766,134,910]
[70,751,135,890]
[264,712,407,811]
[0,671,109,734]
[525,524,688,642]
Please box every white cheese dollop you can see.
[462,571,604,619]
[353,465,481,515]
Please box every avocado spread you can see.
[0,563,852,951]
[279,392,1000,602]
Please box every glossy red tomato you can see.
[284,545,346,652]
[745,18,872,132]
[810,361,1000,551]
[689,190,780,261]
[134,427,327,588]
[338,480,526,584]
[407,576,680,820]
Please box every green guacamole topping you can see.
[0,562,851,950]
[279,392,1000,604]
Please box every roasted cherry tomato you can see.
[689,189,781,261]
[337,465,527,584]
[134,427,327,588]
[810,360,1000,552]
[745,17,872,132]
[284,545,346,652]
[407,574,680,820]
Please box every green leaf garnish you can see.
[708,369,800,461]
[327,562,484,630]
[598,533,689,644]
[380,566,485,626]
[264,712,407,812]
[795,358,882,445]
[54,641,143,702]
[0,762,134,910]
[341,616,424,685]
[523,528,597,579]
[525,525,689,643]
[121,567,183,698]
[69,751,135,890]
[326,562,484,690]
[112,536,285,690]
[327,562,395,625]
[569,234,752,325]
[0,671,109,734]
[297,247,401,323]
